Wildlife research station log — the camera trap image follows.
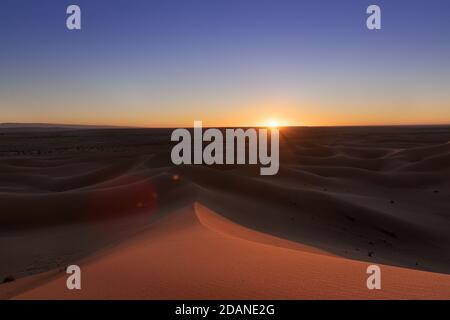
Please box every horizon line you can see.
[2,122,450,129]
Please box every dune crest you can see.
[194,203,331,256]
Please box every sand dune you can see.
[0,126,449,299]
[6,204,450,300]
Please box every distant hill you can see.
[0,123,134,130]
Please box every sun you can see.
[268,121,279,128]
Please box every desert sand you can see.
[0,125,449,299]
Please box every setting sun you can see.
[268,121,279,128]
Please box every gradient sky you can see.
[1,0,450,127]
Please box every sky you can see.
[1,0,450,127]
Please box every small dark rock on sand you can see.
[2,275,15,283]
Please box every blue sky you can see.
[1,0,449,126]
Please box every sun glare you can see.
[268,121,279,128]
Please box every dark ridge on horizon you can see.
[1,122,449,131]
[0,123,138,129]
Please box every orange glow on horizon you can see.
[2,100,450,128]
